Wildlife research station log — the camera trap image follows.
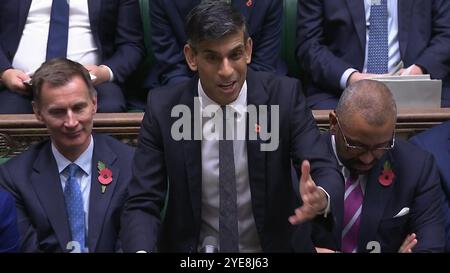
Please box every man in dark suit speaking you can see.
[0,58,134,252]
[121,1,343,253]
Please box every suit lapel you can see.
[345,0,366,54]
[18,0,32,35]
[398,0,414,59]
[245,69,268,235]
[182,78,203,232]
[31,142,71,252]
[87,0,101,43]
[358,152,395,252]
[87,135,119,252]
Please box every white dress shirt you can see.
[12,0,112,79]
[198,80,262,252]
[52,135,94,252]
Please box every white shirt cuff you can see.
[100,65,114,82]
[340,68,358,90]
[317,186,331,218]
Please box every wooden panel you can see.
[1,109,449,158]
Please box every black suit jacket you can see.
[121,69,343,252]
[146,0,286,90]
[296,0,450,107]
[0,0,144,84]
[0,134,134,252]
[313,133,445,252]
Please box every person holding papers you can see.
[296,0,450,109]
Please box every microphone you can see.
[200,236,218,253]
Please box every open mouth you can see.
[217,81,236,93]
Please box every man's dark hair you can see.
[185,0,249,49]
[32,58,96,105]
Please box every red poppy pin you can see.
[246,0,253,7]
[255,123,261,134]
[97,161,112,193]
[378,161,395,187]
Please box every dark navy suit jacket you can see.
[0,0,144,84]
[146,0,287,90]
[0,134,134,252]
[0,190,19,252]
[410,121,450,252]
[296,0,450,108]
[121,69,343,252]
[312,133,445,252]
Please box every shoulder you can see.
[1,140,49,171]
[0,190,14,210]
[249,69,300,93]
[93,134,134,157]
[410,121,450,148]
[393,139,435,167]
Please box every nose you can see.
[358,150,376,165]
[64,110,79,128]
[218,58,233,78]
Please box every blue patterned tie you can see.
[64,163,86,252]
[367,0,388,74]
[46,0,70,60]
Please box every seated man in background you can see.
[0,189,19,252]
[410,121,450,252]
[145,0,287,94]
[313,80,445,252]
[121,1,342,253]
[296,0,450,109]
[0,0,145,113]
[0,58,134,252]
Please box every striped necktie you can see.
[341,174,363,253]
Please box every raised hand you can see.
[289,160,328,225]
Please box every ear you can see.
[91,94,97,114]
[184,44,198,72]
[329,110,337,135]
[32,101,43,122]
[245,37,253,64]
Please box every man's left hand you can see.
[289,160,328,225]
[84,64,110,85]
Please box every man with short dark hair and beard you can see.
[314,79,445,253]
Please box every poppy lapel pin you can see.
[378,161,395,187]
[97,161,113,193]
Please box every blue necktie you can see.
[46,0,70,60]
[64,163,86,252]
[366,0,388,74]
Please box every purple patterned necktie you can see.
[341,174,363,253]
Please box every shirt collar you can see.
[52,135,94,176]
[197,79,247,119]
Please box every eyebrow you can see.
[201,44,245,55]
